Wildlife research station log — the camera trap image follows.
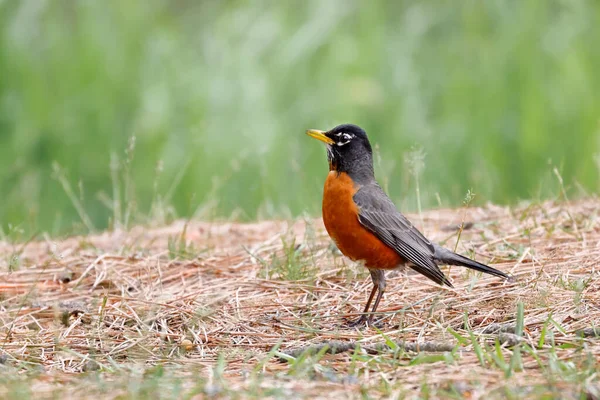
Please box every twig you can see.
[276,340,455,361]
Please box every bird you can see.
[306,124,510,326]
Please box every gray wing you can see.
[353,184,452,287]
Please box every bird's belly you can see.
[322,172,402,269]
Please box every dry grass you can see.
[1,200,599,399]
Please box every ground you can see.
[0,200,599,399]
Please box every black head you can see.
[306,124,374,183]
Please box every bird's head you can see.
[306,124,374,183]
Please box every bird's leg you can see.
[348,269,386,327]
[369,269,387,325]
[348,284,378,327]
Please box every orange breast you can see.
[322,172,403,269]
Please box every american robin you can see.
[306,124,509,326]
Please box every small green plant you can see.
[1,224,38,271]
[167,223,201,260]
[254,222,320,281]
[405,145,426,229]
[453,189,476,252]
[52,162,96,233]
[267,236,317,281]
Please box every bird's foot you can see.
[346,316,369,328]
[345,315,386,329]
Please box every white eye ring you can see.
[336,133,354,146]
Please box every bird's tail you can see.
[433,245,510,280]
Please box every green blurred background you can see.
[1,0,599,237]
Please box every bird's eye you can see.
[335,133,355,147]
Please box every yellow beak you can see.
[306,129,334,145]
